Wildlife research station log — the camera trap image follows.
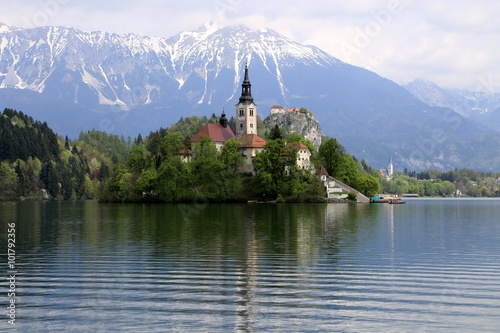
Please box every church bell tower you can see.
[235,65,257,138]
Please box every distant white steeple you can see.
[387,155,394,178]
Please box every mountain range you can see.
[404,79,500,132]
[1,22,499,171]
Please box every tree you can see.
[287,133,315,152]
[268,124,283,140]
[128,144,151,173]
[0,162,18,200]
[356,174,380,197]
[440,181,456,197]
[336,155,359,187]
[157,157,191,202]
[218,139,244,200]
[102,166,133,202]
[99,163,110,181]
[190,135,224,200]
[253,139,297,198]
[135,168,158,196]
[318,138,361,187]
[318,138,342,177]
[134,133,143,145]
[65,136,70,150]
[41,163,61,199]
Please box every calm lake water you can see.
[1,199,500,332]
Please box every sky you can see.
[1,0,499,93]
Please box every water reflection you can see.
[1,200,500,332]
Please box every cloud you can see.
[0,0,499,92]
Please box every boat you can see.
[247,200,277,204]
[370,195,406,204]
[388,199,406,204]
[370,196,387,203]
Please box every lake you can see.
[1,199,500,332]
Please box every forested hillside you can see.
[99,115,380,203]
[0,108,129,200]
[381,169,500,197]
[1,108,498,201]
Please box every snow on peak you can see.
[0,23,21,33]
[0,22,343,107]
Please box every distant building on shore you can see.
[381,155,394,179]
[270,105,314,117]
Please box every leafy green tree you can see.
[218,139,244,199]
[128,144,151,173]
[0,162,18,200]
[149,131,185,168]
[440,181,456,196]
[102,166,133,202]
[287,133,315,152]
[157,157,191,202]
[191,135,224,199]
[253,139,297,198]
[135,168,158,196]
[355,174,380,197]
[337,155,360,187]
[318,138,342,177]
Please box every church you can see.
[190,65,310,173]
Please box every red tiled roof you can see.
[316,165,329,176]
[238,134,267,148]
[178,148,192,155]
[190,124,236,143]
[286,142,308,149]
[272,105,284,109]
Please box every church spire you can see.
[387,154,394,178]
[238,64,254,104]
[235,64,257,138]
[219,109,228,128]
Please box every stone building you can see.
[190,112,235,151]
[286,142,312,170]
[190,65,311,174]
[235,65,258,138]
[270,105,285,114]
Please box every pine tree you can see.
[269,124,283,140]
[65,136,70,150]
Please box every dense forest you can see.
[381,169,500,197]
[1,108,499,201]
[0,108,129,200]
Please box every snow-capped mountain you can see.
[404,79,500,132]
[1,22,499,171]
[0,22,337,108]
